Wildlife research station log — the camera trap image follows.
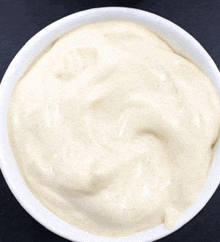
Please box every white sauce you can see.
[8,21,220,237]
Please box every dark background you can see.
[0,0,220,241]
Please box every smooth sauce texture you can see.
[8,21,220,237]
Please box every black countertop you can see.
[1,0,220,241]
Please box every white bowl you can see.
[0,7,220,242]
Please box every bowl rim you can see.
[0,6,220,242]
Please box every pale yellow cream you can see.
[8,21,220,237]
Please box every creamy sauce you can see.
[8,21,220,237]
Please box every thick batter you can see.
[8,21,220,237]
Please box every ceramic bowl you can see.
[0,7,220,242]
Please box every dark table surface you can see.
[1,0,220,241]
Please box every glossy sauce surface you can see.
[8,21,220,237]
